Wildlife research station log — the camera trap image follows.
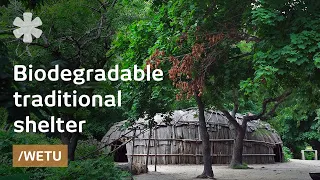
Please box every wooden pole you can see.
[130,128,136,172]
[106,128,149,156]
[145,127,152,172]
[154,127,158,172]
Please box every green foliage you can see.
[231,163,252,169]
[0,130,60,179]
[0,0,129,141]
[1,1,320,178]
[252,128,272,138]
[304,151,315,160]
[0,1,140,178]
[0,107,8,128]
[237,41,254,54]
[252,5,284,26]
[46,156,129,180]
[0,130,127,179]
[247,0,320,158]
[0,131,59,152]
[75,138,101,160]
[110,1,192,122]
[249,0,320,89]
[270,97,320,158]
[282,146,293,162]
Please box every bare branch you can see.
[96,0,107,11]
[221,110,241,129]
[84,4,101,13]
[111,0,118,7]
[231,89,239,118]
[245,91,292,121]
[41,34,49,47]
[260,92,290,120]
[25,45,32,57]
[79,14,105,48]
[229,53,252,60]
[242,117,249,129]
[0,31,12,36]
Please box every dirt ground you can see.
[134,159,320,180]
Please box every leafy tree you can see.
[270,95,320,158]
[162,0,299,170]
[112,0,273,177]
[0,0,123,160]
[247,0,320,159]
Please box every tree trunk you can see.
[145,127,152,172]
[230,124,246,168]
[68,133,79,161]
[61,131,70,145]
[61,131,79,161]
[194,93,214,179]
[60,115,79,161]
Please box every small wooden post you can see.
[301,150,305,160]
[154,126,158,172]
[130,128,136,172]
[145,127,152,171]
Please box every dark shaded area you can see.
[111,140,128,162]
[274,144,283,162]
[310,173,320,180]
[0,0,9,6]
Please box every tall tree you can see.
[246,0,320,159]
[0,0,122,160]
[118,0,255,177]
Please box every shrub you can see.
[0,107,8,129]
[0,130,59,179]
[231,163,253,169]
[283,146,293,162]
[305,151,315,160]
[0,131,129,180]
[75,138,101,160]
[46,156,129,180]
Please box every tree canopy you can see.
[0,0,320,179]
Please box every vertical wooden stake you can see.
[130,128,136,172]
[145,127,152,172]
[154,126,158,172]
[301,150,305,160]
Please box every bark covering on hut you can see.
[102,108,283,165]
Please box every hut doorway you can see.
[111,140,128,162]
[274,144,283,162]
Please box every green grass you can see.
[231,163,253,169]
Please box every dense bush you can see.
[282,146,293,162]
[75,138,102,160]
[0,131,128,180]
[0,130,60,179]
[304,151,316,160]
[0,107,8,129]
[46,156,129,180]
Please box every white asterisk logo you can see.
[13,12,43,43]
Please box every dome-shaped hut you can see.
[101,108,283,165]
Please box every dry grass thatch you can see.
[102,108,283,165]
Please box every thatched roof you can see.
[102,108,282,145]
